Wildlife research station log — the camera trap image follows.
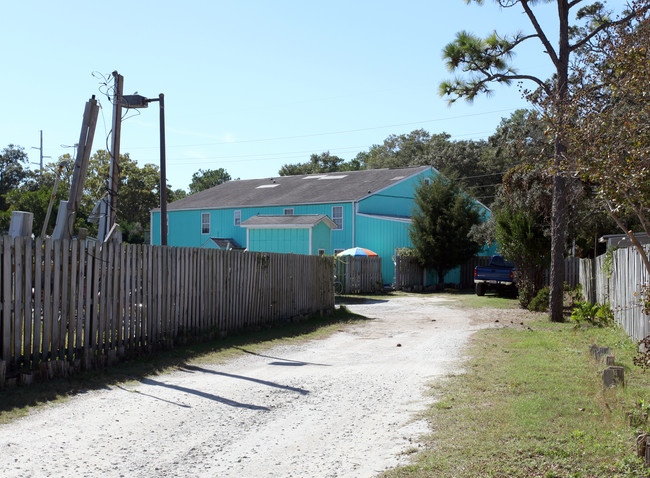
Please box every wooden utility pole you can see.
[60,97,99,240]
[107,71,124,236]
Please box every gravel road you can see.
[1,295,488,478]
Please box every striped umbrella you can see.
[336,247,378,257]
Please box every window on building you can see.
[423,178,432,186]
[284,208,294,215]
[318,249,325,256]
[201,213,210,234]
[332,206,343,230]
[234,210,241,226]
[334,249,344,255]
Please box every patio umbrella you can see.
[337,247,378,257]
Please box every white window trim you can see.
[332,206,343,230]
[423,178,432,185]
[334,249,345,255]
[201,212,210,235]
[234,210,241,226]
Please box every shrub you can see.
[570,301,614,328]
[528,286,549,312]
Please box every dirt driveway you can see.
[1,295,493,478]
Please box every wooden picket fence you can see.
[0,236,335,381]
[393,255,423,290]
[579,247,650,341]
[334,256,382,294]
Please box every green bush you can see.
[528,286,549,312]
[570,301,614,328]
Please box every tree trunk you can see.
[549,0,570,322]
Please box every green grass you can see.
[437,290,521,309]
[0,306,367,424]
[383,314,650,477]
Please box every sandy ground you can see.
[0,295,498,478]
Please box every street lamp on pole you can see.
[122,93,168,246]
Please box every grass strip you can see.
[385,312,650,477]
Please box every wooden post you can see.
[603,366,625,387]
[107,72,124,233]
[0,360,5,388]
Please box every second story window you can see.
[332,206,343,230]
[284,208,294,215]
[234,210,241,226]
[201,213,210,234]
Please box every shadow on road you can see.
[140,377,271,410]
[179,364,310,395]
[233,347,331,367]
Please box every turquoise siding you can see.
[311,222,331,255]
[150,166,492,287]
[248,228,310,254]
[357,169,436,217]
[152,202,352,252]
[354,214,412,285]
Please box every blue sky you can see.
[0,1,628,191]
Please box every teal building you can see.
[150,166,490,284]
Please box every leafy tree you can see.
[440,0,643,321]
[495,204,551,307]
[83,150,168,243]
[5,156,74,236]
[188,168,231,194]
[0,145,29,212]
[408,177,482,287]
[169,188,187,202]
[279,152,361,176]
[563,4,650,272]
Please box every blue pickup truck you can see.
[474,255,516,296]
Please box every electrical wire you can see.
[124,108,519,151]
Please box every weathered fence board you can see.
[0,237,335,381]
[579,246,650,341]
[334,256,382,294]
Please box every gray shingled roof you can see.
[241,214,336,228]
[162,166,432,211]
[210,238,244,249]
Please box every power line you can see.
[125,108,517,151]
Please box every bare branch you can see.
[521,0,559,67]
